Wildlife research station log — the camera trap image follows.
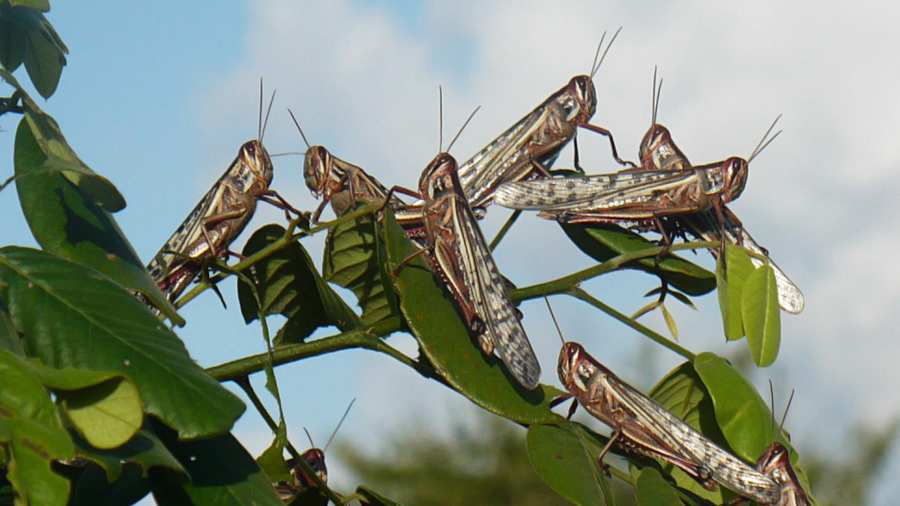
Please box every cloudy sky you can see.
[1,1,898,503]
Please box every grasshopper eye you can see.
[245,143,256,156]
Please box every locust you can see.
[275,399,355,501]
[147,84,300,304]
[556,339,782,503]
[635,70,804,313]
[391,114,541,389]
[753,443,810,506]
[404,29,633,217]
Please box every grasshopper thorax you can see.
[240,139,274,191]
[419,152,461,200]
[558,342,597,394]
[756,443,809,504]
[561,75,598,125]
[295,448,328,487]
[721,156,749,203]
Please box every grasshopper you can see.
[275,399,355,500]
[556,339,782,503]
[147,84,300,304]
[753,443,810,506]
[391,107,541,389]
[635,70,804,313]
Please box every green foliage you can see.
[526,422,614,505]
[0,0,66,98]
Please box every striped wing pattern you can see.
[434,194,541,389]
[596,372,782,503]
[493,170,701,211]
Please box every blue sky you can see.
[2,1,899,504]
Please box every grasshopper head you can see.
[756,443,809,505]
[561,75,597,124]
[639,123,672,165]
[721,156,749,203]
[240,139,274,187]
[291,448,328,488]
[558,342,596,395]
[303,145,332,197]
[419,152,460,200]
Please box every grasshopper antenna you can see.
[438,85,444,153]
[303,427,316,449]
[544,296,566,345]
[778,388,795,436]
[591,26,623,79]
[447,105,481,153]
[270,151,306,158]
[257,78,264,142]
[748,114,782,164]
[589,31,606,78]
[287,109,312,149]
[768,379,777,434]
[324,398,356,452]
[651,66,663,125]
[260,88,276,144]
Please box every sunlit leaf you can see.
[715,245,754,341]
[693,353,774,462]
[59,378,142,449]
[237,224,360,345]
[660,304,678,341]
[9,0,51,13]
[0,246,244,438]
[382,209,561,425]
[526,422,614,505]
[560,222,716,296]
[741,265,781,366]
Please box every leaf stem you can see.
[489,209,522,252]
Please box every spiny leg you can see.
[579,123,637,168]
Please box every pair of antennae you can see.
[651,65,664,125]
[748,114,782,164]
[257,78,277,144]
[303,398,356,452]
[589,26,623,79]
[437,85,481,154]
[768,379,795,438]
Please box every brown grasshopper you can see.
[753,443,810,506]
[556,339,782,503]
[275,399,355,500]
[635,70,804,313]
[390,111,541,389]
[147,84,300,304]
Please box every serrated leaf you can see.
[634,467,681,506]
[323,209,400,325]
[716,245,755,341]
[693,353,774,462]
[526,422,614,506]
[150,422,284,506]
[0,246,244,438]
[356,485,404,506]
[648,361,727,503]
[560,222,716,296]
[382,209,561,424]
[741,265,781,366]
[237,224,360,345]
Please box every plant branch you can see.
[175,203,380,309]
[234,376,302,460]
[510,240,718,302]
[489,209,522,252]
[566,287,695,360]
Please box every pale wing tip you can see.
[779,291,805,314]
[493,183,530,209]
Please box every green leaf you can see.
[634,468,681,506]
[741,265,781,366]
[323,208,400,325]
[256,434,291,484]
[0,17,25,71]
[237,224,360,345]
[59,378,142,450]
[67,463,152,506]
[560,222,716,296]
[0,349,75,506]
[0,308,24,355]
[356,485,404,505]
[9,0,51,12]
[526,423,614,506]
[0,246,244,438]
[648,361,727,503]
[715,245,755,341]
[693,353,774,462]
[150,423,284,506]
[660,303,678,341]
[72,427,186,483]
[382,209,561,425]
[0,6,66,98]
[10,111,182,324]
